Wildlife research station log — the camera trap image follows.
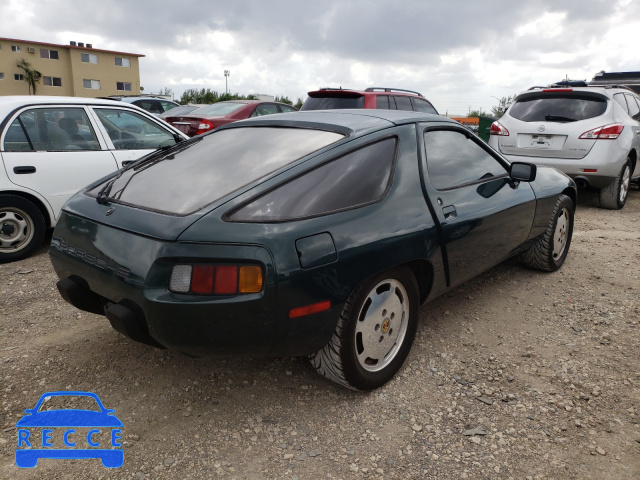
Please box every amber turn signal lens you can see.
[239,266,263,293]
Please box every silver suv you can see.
[489,84,640,209]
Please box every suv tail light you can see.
[579,124,624,140]
[196,119,215,135]
[489,121,509,136]
[169,264,263,294]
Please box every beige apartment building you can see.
[0,37,143,97]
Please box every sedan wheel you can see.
[309,266,419,390]
[0,195,46,263]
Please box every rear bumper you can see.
[49,213,279,356]
[492,138,632,189]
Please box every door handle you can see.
[13,166,36,174]
[442,205,457,219]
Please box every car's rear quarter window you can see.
[229,137,397,222]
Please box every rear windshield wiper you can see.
[96,137,202,205]
[544,115,576,123]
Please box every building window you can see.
[43,76,62,87]
[81,53,98,64]
[0,73,4,80]
[14,73,24,81]
[12,45,21,53]
[116,81,132,91]
[115,57,130,67]
[83,79,101,89]
[40,49,59,60]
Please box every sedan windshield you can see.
[89,127,344,215]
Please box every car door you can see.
[0,105,117,219]
[88,107,181,166]
[420,126,536,287]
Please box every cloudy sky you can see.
[2,0,638,115]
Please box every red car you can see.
[301,87,439,114]
[165,100,298,136]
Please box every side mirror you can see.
[510,162,537,182]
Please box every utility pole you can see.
[224,70,230,95]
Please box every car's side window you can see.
[624,94,640,120]
[93,108,178,150]
[230,137,397,222]
[252,104,279,116]
[278,105,297,113]
[412,98,438,115]
[393,96,413,111]
[159,100,177,112]
[376,95,391,109]
[4,107,101,152]
[424,129,507,190]
[613,93,629,114]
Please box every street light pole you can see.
[224,70,230,95]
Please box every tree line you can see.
[177,88,304,109]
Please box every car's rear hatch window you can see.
[88,127,344,215]
[509,93,607,122]
[301,92,365,110]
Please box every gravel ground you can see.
[1,188,639,480]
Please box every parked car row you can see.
[0,81,636,390]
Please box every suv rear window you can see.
[89,127,344,215]
[509,94,607,122]
[301,94,365,110]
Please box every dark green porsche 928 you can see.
[50,110,576,390]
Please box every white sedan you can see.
[0,96,188,262]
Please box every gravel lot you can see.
[1,188,639,479]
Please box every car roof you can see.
[308,87,424,97]
[521,85,637,98]
[220,108,453,136]
[0,95,145,117]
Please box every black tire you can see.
[520,194,574,272]
[309,266,419,390]
[0,195,46,263]
[599,159,631,210]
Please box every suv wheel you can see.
[599,158,631,210]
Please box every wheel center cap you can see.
[381,318,390,333]
[1,222,16,237]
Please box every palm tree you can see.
[16,59,42,95]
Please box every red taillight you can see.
[196,119,215,135]
[214,266,238,294]
[579,124,624,140]
[288,301,332,319]
[489,121,509,136]
[191,265,215,293]
[169,264,262,294]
